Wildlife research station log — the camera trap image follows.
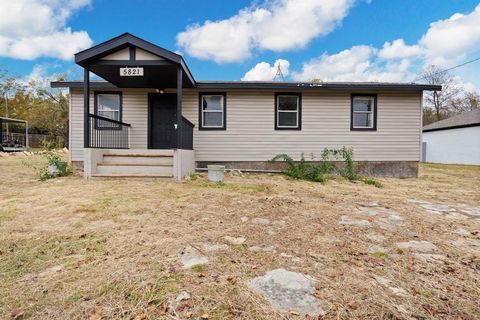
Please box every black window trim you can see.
[275,92,302,130]
[198,92,227,130]
[350,93,377,131]
[94,91,123,130]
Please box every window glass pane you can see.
[353,112,372,127]
[202,95,223,111]
[278,112,297,127]
[278,96,298,111]
[98,94,120,120]
[353,97,373,112]
[203,112,223,127]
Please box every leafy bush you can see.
[271,153,327,183]
[38,149,72,181]
[271,147,382,187]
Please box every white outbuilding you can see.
[422,109,480,165]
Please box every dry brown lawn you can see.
[0,154,479,320]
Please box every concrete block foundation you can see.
[196,161,419,178]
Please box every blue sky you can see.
[1,0,479,88]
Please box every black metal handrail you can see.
[178,116,194,150]
[90,114,131,127]
[87,113,131,149]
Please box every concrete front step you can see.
[102,149,173,157]
[91,173,173,178]
[96,164,173,176]
[102,155,173,165]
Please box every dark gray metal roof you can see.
[423,109,480,132]
[51,80,441,91]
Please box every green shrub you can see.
[271,147,383,187]
[271,153,328,183]
[38,149,72,181]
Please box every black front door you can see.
[149,93,177,149]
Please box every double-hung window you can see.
[95,92,122,129]
[351,94,377,130]
[199,93,226,130]
[275,93,301,130]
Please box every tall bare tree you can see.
[421,65,462,124]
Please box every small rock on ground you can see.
[366,233,386,243]
[460,207,480,218]
[37,265,63,278]
[240,216,249,222]
[249,245,276,253]
[175,291,191,302]
[248,268,323,316]
[339,216,371,227]
[202,243,229,252]
[396,240,437,252]
[455,228,471,236]
[376,214,404,231]
[181,246,209,269]
[251,218,270,225]
[224,236,246,245]
[373,275,408,296]
[420,204,456,213]
[414,253,447,263]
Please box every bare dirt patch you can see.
[0,157,479,319]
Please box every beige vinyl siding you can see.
[70,89,422,162]
[70,89,151,161]
[182,90,422,162]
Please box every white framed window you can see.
[276,94,301,130]
[351,95,376,130]
[200,93,226,130]
[96,93,121,121]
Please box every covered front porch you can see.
[74,33,197,179]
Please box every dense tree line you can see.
[0,68,68,146]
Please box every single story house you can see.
[422,109,480,165]
[51,33,441,179]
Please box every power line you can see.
[413,56,480,82]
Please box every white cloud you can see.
[242,59,290,81]
[378,39,423,60]
[177,0,354,63]
[288,45,416,82]
[283,4,480,83]
[420,5,480,66]
[0,0,92,60]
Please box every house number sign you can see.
[120,67,144,76]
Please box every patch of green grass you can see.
[97,274,180,306]
[74,196,114,216]
[0,209,16,221]
[421,162,480,173]
[361,177,383,188]
[421,290,434,298]
[191,264,206,272]
[0,235,108,280]
[232,245,246,253]
[372,251,388,258]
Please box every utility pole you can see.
[273,63,285,81]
